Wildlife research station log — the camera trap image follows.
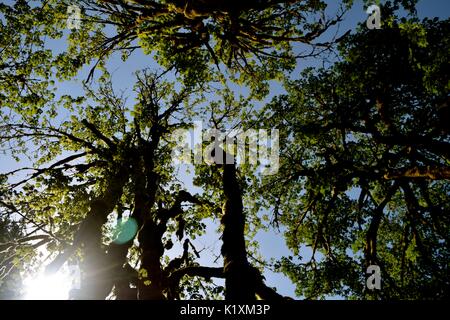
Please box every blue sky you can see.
[1,0,449,299]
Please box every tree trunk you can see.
[220,160,257,300]
[74,167,129,299]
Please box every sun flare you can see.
[23,271,74,300]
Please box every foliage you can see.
[258,13,450,299]
[0,0,448,301]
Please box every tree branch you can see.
[169,266,225,283]
[81,119,117,151]
[384,166,450,180]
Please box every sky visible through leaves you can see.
[1,0,449,299]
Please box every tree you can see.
[1,0,448,301]
[0,0,348,300]
[1,0,352,104]
[2,70,209,299]
[257,9,450,299]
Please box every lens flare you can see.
[23,271,73,300]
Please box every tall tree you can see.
[258,9,449,299]
[1,70,230,299]
[2,0,448,301]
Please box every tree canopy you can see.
[0,0,448,300]
[258,13,450,299]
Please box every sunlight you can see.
[23,270,75,300]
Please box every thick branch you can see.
[365,182,400,265]
[384,166,450,180]
[81,119,117,151]
[169,266,224,283]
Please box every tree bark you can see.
[220,158,258,300]
[72,167,129,299]
[384,166,450,180]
